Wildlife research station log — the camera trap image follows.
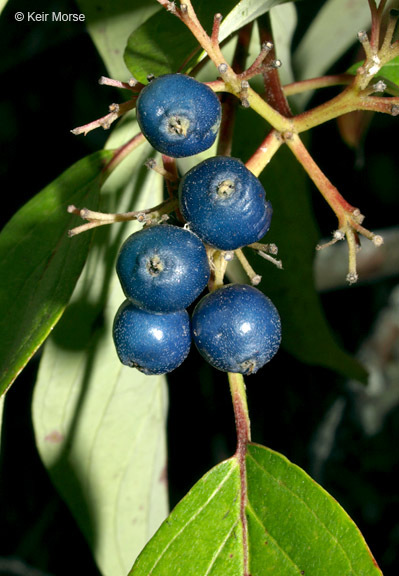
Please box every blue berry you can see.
[179,156,272,250]
[136,74,221,157]
[113,300,191,375]
[192,284,281,374]
[116,224,210,312]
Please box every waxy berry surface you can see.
[192,284,281,374]
[136,74,221,158]
[113,300,191,375]
[116,224,210,312]
[179,156,272,250]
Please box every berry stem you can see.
[224,82,292,132]
[292,87,359,133]
[248,242,283,269]
[158,0,399,137]
[237,40,273,82]
[98,75,144,92]
[211,13,223,47]
[235,249,261,285]
[228,372,251,449]
[208,250,229,291]
[381,9,399,51]
[157,0,291,132]
[367,0,388,49]
[216,93,237,157]
[161,155,180,197]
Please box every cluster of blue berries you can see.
[113,74,281,376]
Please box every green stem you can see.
[292,87,358,133]
[239,86,293,132]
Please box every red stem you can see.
[100,132,146,183]
[228,372,250,576]
[217,22,254,156]
[286,134,355,220]
[259,12,292,118]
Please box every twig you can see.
[71,99,137,136]
[315,227,399,291]
[68,198,177,237]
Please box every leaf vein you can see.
[247,451,353,570]
[246,501,301,573]
[147,462,237,575]
[203,518,241,576]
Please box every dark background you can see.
[1,0,398,575]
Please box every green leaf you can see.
[376,55,399,85]
[0,150,112,397]
[0,394,4,449]
[124,0,293,83]
[75,0,160,78]
[246,444,382,575]
[128,443,382,575]
[33,114,169,576]
[129,459,242,575]
[347,55,399,91]
[123,0,234,83]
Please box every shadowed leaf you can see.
[75,0,160,79]
[33,113,170,576]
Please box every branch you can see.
[286,134,383,283]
